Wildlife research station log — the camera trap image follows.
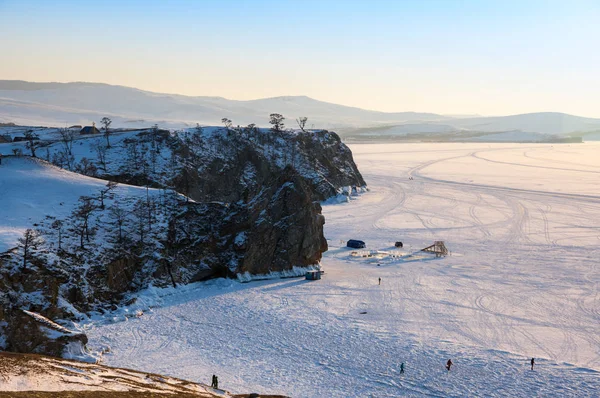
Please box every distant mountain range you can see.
[1,80,600,139]
[0,80,444,129]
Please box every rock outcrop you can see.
[4,311,88,359]
[0,126,365,358]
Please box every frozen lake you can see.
[87,142,600,397]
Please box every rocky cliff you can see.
[0,125,365,358]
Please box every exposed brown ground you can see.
[0,352,290,398]
[0,393,205,398]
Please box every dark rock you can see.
[5,310,87,358]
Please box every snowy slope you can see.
[0,156,162,252]
[0,351,230,396]
[84,142,600,397]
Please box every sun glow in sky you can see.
[1,0,599,116]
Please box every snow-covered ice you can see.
[67,143,600,396]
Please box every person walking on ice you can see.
[378,277,381,285]
[400,362,405,374]
[531,358,535,370]
[446,359,453,371]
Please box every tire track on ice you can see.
[126,321,144,360]
[469,192,492,239]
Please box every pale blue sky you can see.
[1,0,599,116]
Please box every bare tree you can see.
[269,113,285,133]
[149,124,161,154]
[51,149,74,170]
[221,118,233,131]
[179,167,192,202]
[73,196,96,249]
[164,218,178,288]
[98,181,118,209]
[243,123,258,141]
[100,117,112,148]
[92,141,109,171]
[50,219,65,251]
[24,130,42,157]
[124,141,148,176]
[132,199,148,246]
[150,144,158,174]
[290,134,299,168]
[109,202,128,245]
[145,186,155,233]
[17,229,43,269]
[59,128,76,157]
[75,157,98,177]
[296,116,308,132]
[139,143,150,177]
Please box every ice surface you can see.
[82,142,600,397]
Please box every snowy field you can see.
[85,142,600,397]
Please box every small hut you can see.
[80,123,101,135]
[305,270,321,280]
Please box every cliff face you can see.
[0,126,365,358]
[166,128,366,203]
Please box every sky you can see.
[1,0,599,117]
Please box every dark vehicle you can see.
[347,239,366,249]
[395,241,403,248]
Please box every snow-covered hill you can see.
[341,113,600,142]
[0,124,366,365]
[450,112,600,135]
[0,156,157,253]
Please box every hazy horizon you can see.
[4,79,600,121]
[1,1,599,117]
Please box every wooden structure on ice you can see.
[421,241,448,257]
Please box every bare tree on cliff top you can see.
[269,113,285,133]
[296,116,308,132]
[221,118,233,132]
[100,117,112,148]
